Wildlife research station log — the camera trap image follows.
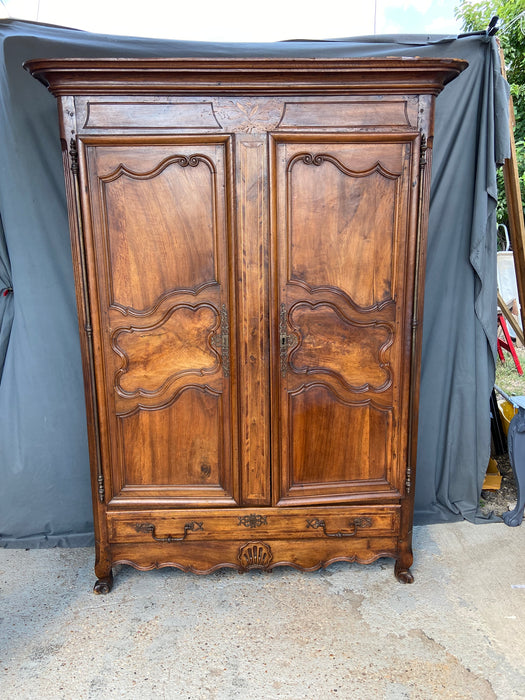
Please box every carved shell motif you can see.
[213,98,283,133]
[238,541,273,570]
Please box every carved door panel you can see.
[80,138,239,506]
[271,135,420,505]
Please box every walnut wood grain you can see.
[110,537,402,575]
[79,138,238,506]
[25,57,468,96]
[107,505,400,542]
[25,57,467,588]
[236,136,271,504]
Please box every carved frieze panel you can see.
[212,97,283,133]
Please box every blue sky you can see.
[0,0,466,41]
[379,0,464,35]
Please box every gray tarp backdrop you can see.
[0,19,510,547]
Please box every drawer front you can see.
[107,506,400,544]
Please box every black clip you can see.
[458,15,499,38]
[487,15,499,36]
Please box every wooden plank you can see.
[498,44,525,336]
[497,290,525,345]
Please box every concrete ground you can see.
[1,521,525,699]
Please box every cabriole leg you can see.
[394,542,415,583]
[394,559,414,584]
[394,524,415,583]
[93,570,113,594]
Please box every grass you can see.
[495,345,525,397]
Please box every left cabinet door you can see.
[79,137,239,507]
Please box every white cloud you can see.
[1,0,462,41]
[1,0,376,42]
[382,0,434,11]
[425,15,462,34]
[376,0,462,35]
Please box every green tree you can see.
[455,1,525,229]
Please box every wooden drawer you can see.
[107,506,400,544]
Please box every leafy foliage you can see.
[455,1,525,224]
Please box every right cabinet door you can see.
[271,134,422,506]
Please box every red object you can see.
[497,312,523,375]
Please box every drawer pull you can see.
[134,521,203,542]
[306,517,373,538]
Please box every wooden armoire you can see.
[26,57,466,591]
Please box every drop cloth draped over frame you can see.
[0,19,509,546]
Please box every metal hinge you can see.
[419,134,428,170]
